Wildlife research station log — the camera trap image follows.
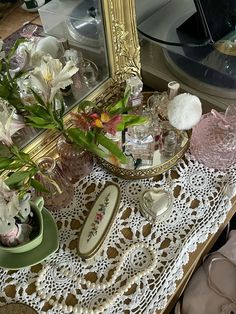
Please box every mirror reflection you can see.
[136,0,236,102]
[0,0,109,149]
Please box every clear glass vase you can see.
[57,136,94,184]
[35,156,74,211]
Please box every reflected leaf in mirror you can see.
[0,38,27,112]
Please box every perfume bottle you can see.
[83,60,99,88]
[126,75,143,115]
[168,81,180,100]
[142,102,161,151]
[126,120,154,168]
[163,130,177,158]
[147,81,180,120]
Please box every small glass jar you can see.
[162,130,177,158]
[35,156,74,211]
[57,136,94,184]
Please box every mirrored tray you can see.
[99,92,190,179]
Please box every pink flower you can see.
[70,112,90,131]
[103,115,122,135]
[92,112,122,135]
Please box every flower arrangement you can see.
[24,84,146,163]
[0,35,147,245]
[0,104,50,248]
[0,36,147,163]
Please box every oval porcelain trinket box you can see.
[77,183,120,261]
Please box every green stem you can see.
[48,101,64,132]
[9,145,37,169]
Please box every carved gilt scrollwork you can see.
[103,0,141,82]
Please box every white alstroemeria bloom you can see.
[0,107,25,146]
[0,39,5,60]
[30,57,78,103]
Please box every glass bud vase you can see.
[57,136,94,184]
[35,156,74,211]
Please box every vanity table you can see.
[0,155,236,313]
[0,1,236,313]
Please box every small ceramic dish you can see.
[0,207,58,269]
[139,188,173,223]
[77,183,120,261]
[0,198,44,254]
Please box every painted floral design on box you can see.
[87,193,110,242]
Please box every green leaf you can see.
[26,122,56,129]
[0,157,13,170]
[30,89,46,107]
[0,84,9,99]
[18,151,31,162]
[59,99,65,118]
[30,178,49,193]
[109,90,131,115]
[96,133,127,163]
[78,100,95,112]
[5,171,31,187]
[68,128,106,158]
[116,115,148,131]
[7,38,25,61]
[26,116,49,125]
[7,160,24,170]
[24,104,51,119]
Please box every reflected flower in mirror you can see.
[30,56,78,103]
[0,39,27,112]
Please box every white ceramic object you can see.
[77,183,120,261]
[139,188,173,223]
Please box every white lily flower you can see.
[30,57,78,103]
[0,106,25,146]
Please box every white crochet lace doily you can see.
[0,152,236,314]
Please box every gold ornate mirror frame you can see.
[24,0,141,160]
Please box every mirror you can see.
[6,0,141,159]
[135,0,235,110]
